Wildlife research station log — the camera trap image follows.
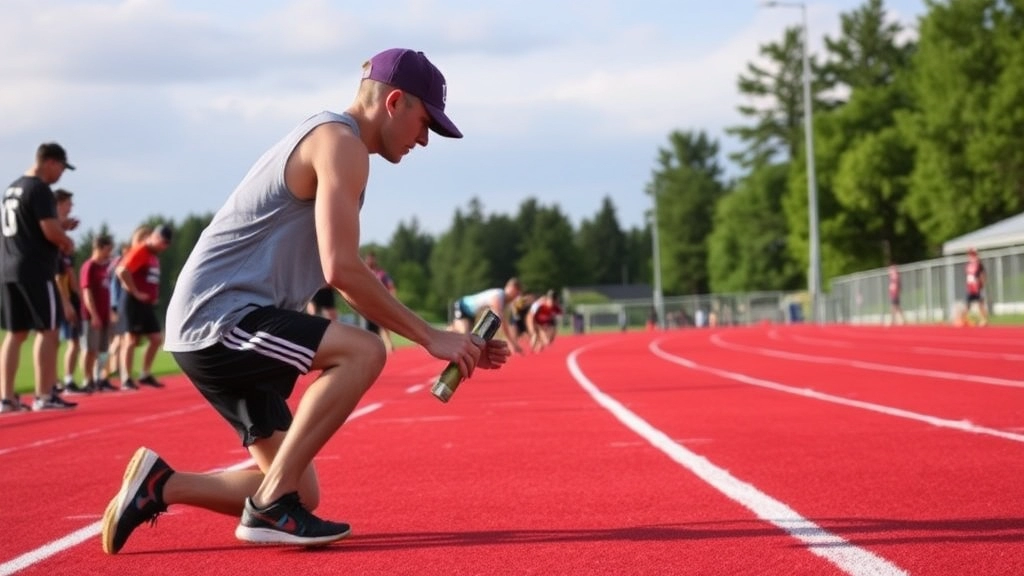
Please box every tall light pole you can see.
[763,1,822,323]
[649,184,665,329]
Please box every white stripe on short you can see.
[45,281,58,330]
[221,327,316,374]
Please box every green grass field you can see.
[2,336,180,394]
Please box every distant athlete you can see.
[964,248,988,326]
[526,290,562,352]
[887,263,905,326]
[451,278,523,354]
[508,292,537,351]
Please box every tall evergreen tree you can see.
[516,202,582,293]
[576,196,627,285]
[649,130,725,296]
[728,26,829,167]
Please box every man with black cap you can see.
[114,224,173,391]
[0,142,79,412]
[102,48,510,555]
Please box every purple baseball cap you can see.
[362,48,463,139]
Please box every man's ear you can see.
[384,89,404,117]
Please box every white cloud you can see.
[0,0,928,246]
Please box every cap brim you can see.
[424,103,463,139]
[64,162,76,171]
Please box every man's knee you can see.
[316,325,387,381]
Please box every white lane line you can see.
[567,344,907,576]
[406,384,426,394]
[772,330,1024,361]
[0,405,207,458]
[908,346,1024,362]
[711,334,1024,388]
[827,327,1024,347]
[0,402,384,576]
[650,341,1024,444]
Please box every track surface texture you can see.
[1,324,1021,576]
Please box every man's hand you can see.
[62,301,78,324]
[425,329,511,379]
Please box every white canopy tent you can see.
[941,211,1024,255]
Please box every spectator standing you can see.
[80,234,115,391]
[0,143,78,411]
[53,189,86,393]
[887,263,906,326]
[964,247,989,326]
[105,226,151,389]
[115,225,172,390]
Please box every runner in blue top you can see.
[451,278,524,354]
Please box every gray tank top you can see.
[164,111,360,352]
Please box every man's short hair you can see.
[54,188,73,202]
[37,142,75,170]
[154,224,173,242]
[94,234,114,249]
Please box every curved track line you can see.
[773,331,1024,362]
[710,333,1024,388]
[566,343,908,576]
[649,340,1024,444]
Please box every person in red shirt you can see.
[114,225,172,389]
[887,263,905,326]
[964,247,988,326]
[526,290,562,353]
[80,234,115,391]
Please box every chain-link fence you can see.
[826,245,1024,324]
[571,291,802,332]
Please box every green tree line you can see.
[71,0,1023,321]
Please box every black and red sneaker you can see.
[235,492,350,546]
[101,447,174,554]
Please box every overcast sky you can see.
[0,0,925,246]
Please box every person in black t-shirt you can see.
[0,142,79,412]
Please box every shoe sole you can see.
[234,525,351,547]
[101,447,158,554]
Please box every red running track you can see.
[0,324,1021,575]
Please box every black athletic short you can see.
[171,306,330,447]
[123,295,161,335]
[59,292,83,340]
[311,287,335,308]
[0,280,58,332]
[365,319,382,335]
[966,291,984,305]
